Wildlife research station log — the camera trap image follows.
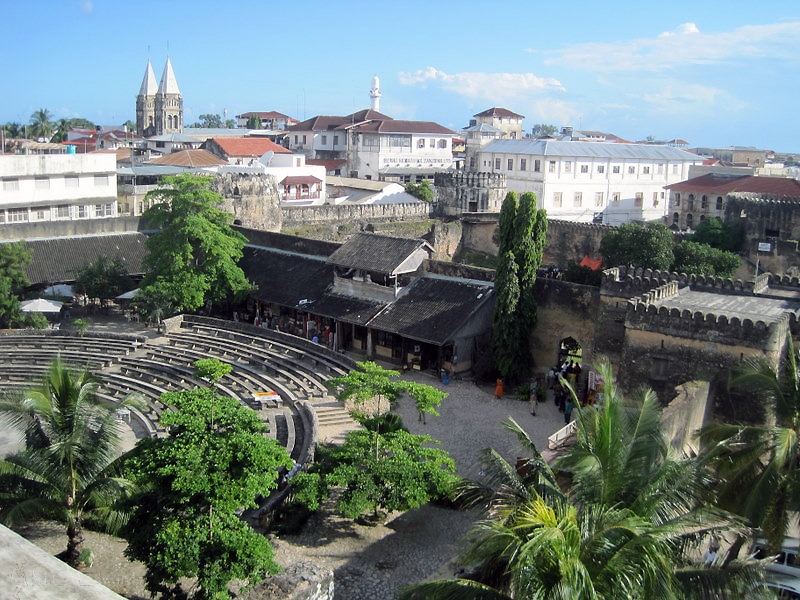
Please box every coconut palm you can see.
[29,108,54,141]
[0,359,133,566]
[400,358,765,599]
[699,335,800,552]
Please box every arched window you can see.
[167,115,173,129]
[672,212,679,225]
[687,194,694,210]
[673,193,681,207]
[716,196,723,210]
[686,213,693,229]
[699,215,705,222]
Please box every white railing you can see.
[548,420,577,449]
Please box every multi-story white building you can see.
[475,139,702,224]
[0,152,117,225]
[287,109,456,183]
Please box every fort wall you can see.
[281,202,431,227]
[434,172,506,216]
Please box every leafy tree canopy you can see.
[690,216,744,252]
[30,108,54,141]
[245,114,261,129]
[672,240,740,277]
[405,180,434,202]
[74,255,133,305]
[122,388,292,600]
[0,241,32,328]
[599,222,675,270]
[141,173,251,312]
[531,123,558,137]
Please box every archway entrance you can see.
[558,336,583,368]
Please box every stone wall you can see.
[424,259,495,282]
[434,172,506,215]
[426,219,463,261]
[281,203,431,228]
[244,561,334,600]
[211,173,282,232]
[0,215,143,241]
[661,380,712,454]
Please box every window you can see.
[634,192,643,207]
[520,158,527,171]
[55,205,70,219]
[564,161,572,173]
[333,135,339,145]
[387,135,410,148]
[321,135,327,145]
[687,194,694,210]
[94,175,109,187]
[507,159,513,171]
[362,135,380,148]
[437,139,447,149]
[429,138,435,148]
[470,157,476,168]
[674,193,681,207]
[612,165,620,174]
[548,160,556,173]
[672,164,679,174]
[65,175,79,188]
[553,192,562,207]
[580,164,589,174]
[686,213,693,228]
[35,209,47,220]
[653,192,659,206]
[94,203,113,217]
[294,135,298,144]
[2,178,19,191]
[716,196,723,210]
[701,195,707,209]
[642,166,650,175]
[673,212,679,225]
[612,192,621,205]
[35,177,50,190]
[595,191,604,207]
[78,205,88,218]
[657,163,664,174]
[628,166,636,174]
[418,139,425,148]
[8,208,27,222]
[573,192,582,207]
[597,165,605,174]
[534,159,541,172]
[302,135,307,143]
[495,158,501,170]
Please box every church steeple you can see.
[154,57,183,135]
[136,60,158,135]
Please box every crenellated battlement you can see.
[547,219,614,233]
[602,265,766,298]
[768,273,800,288]
[435,172,507,216]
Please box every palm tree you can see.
[0,359,132,566]
[400,358,765,599]
[700,335,800,552]
[29,108,54,141]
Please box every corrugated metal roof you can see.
[666,174,800,197]
[481,139,702,161]
[326,233,431,274]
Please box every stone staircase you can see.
[309,395,361,445]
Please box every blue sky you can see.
[4,0,799,152]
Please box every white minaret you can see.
[370,75,381,112]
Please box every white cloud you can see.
[547,21,800,72]
[398,67,565,102]
[80,0,94,14]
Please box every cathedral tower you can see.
[154,57,183,135]
[135,60,158,136]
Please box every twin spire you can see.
[139,58,181,98]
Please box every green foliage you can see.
[672,240,741,276]
[245,114,261,129]
[0,241,32,328]
[23,312,50,329]
[72,317,90,337]
[599,222,675,270]
[562,261,603,286]
[193,358,232,386]
[29,108,53,140]
[531,123,559,137]
[691,217,744,252]
[141,173,251,312]
[133,285,172,325]
[122,388,292,600]
[404,180,434,202]
[491,251,520,381]
[291,428,457,519]
[0,359,133,566]
[196,113,223,128]
[326,361,403,407]
[74,256,133,306]
[496,192,518,252]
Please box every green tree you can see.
[405,180,434,202]
[700,335,800,553]
[672,240,740,276]
[599,222,675,270]
[245,114,261,129]
[30,108,54,141]
[401,359,765,599]
[514,193,547,366]
[0,360,133,566]
[52,118,70,143]
[0,241,32,328]
[291,425,457,520]
[73,255,133,307]
[141,173,251,313]
[193,358,232,386]
[191,113,223,128]
[496,191,518,253]
[2,122,24,139]
[122,388,292,600]
[531,123,558,138]
[491,251,520,381]
[691,217,744,252]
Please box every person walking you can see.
[564,396,574,424]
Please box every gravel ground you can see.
[14,372,567,599]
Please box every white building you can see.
[475,139,702,224]
[0,152,117,224]
[287,109,457,183]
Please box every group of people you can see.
[545,359,583,424]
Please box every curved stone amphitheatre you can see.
[0,315,358,467]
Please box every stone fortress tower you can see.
[136,58,183,137]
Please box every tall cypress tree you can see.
[491,250,520,381]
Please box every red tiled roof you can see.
[290,109,392,132]
[307,159,345,172]
[666,174,800,197]
[579,255,603,270]
[474,107,525,119]
[237,110,294,120]
[208,137,290,157]
[148,149,227,167]
[280,175,322,185]
[347,120,457,135]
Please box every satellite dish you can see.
[259,151,274,166]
